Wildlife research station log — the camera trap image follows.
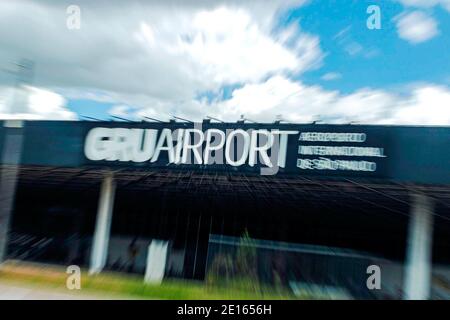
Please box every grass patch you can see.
[0,261,302,300]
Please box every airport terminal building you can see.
[1,119,450,299]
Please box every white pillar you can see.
[89,173,116,274]
[403,193,434,300]
[144,240,169,284]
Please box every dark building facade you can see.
[1,119,450,299]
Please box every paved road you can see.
[0,282,121,300]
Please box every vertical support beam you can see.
[403,193,434,300]
[144,240,169,284]
[0,120,24,264]
[89,173,116,274]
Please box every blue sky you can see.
[285,0,450,93]
[68,100,116,121]
[1,0,450,124]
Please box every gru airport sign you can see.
[83,126,389,176]
[5,121,450,183]
[84,127,298,170]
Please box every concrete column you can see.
[89,173,116,274]
[0,120,24,264]
[403,193,434,300]
[144,240,169,284]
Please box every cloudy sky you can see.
[0,0,449,124]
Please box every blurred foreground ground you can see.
[0,282,117,300]
[0,260,138,299]
[0,260,297,300]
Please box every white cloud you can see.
[387,85,450,125]
[321,72,342,81]
[109,105,134,118]
[395,11,439,44]
[0,1,318,105]
[0,0,326,120]
[173,7,322,84]
[130,76,450,126]
[0,85,76,120]
[211,76,393,123]
[1,1,449,126]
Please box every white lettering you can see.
[298,146,385,157]
[249,130,274,167]
[203,129,226,165]
[225,129,250,166]
[84,127,112,161]
[181,129,204,164]
[299,132,366,143]
[84,127,295,170]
